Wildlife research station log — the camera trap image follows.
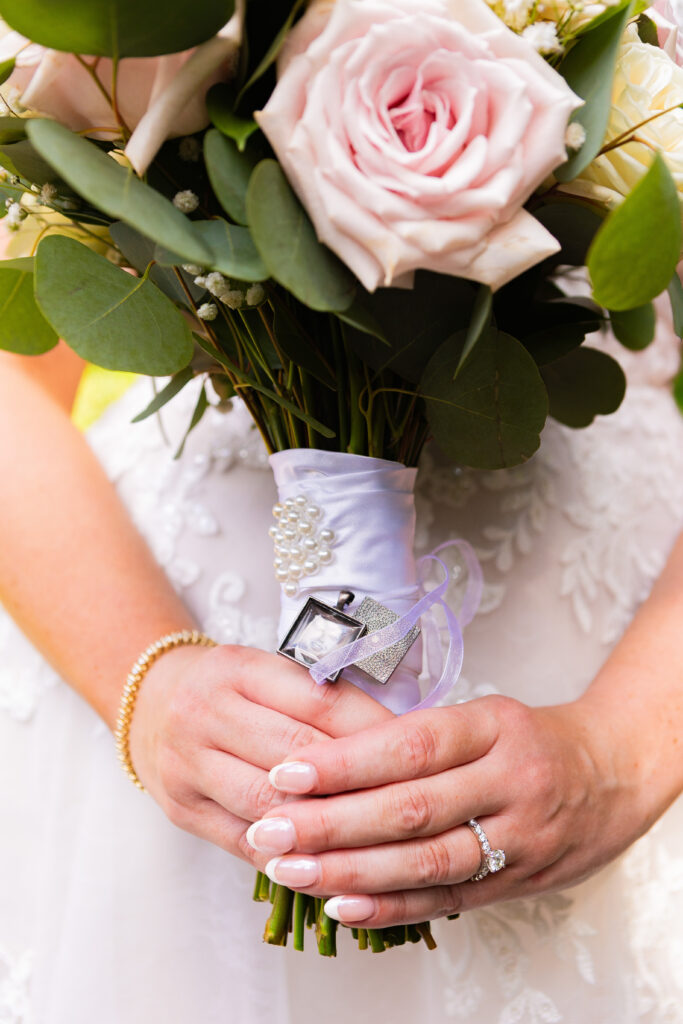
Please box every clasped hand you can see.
[131,644,645,927]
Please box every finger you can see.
[164,794,262,865]
[250,761,498,854]
[268,704,498,796]
[193,748,290,823]
[262,816,516,898]
[205,690,332,770]
[223,645,393,737]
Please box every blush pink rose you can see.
[256,0,581,292]
[650,1,683,64]
[0,30,230,142]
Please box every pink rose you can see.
[649,1,683,64]
[256,0,581,292]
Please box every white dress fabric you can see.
[1,311,683,1024]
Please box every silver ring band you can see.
[468,818,506,882]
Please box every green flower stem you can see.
[415,923,437,950]
[315,905,338,957]
[347,353,367,455]
[258,872,271,902]
[357,928,368,951]
[264,884,294,946]
[293,892,307,952]
[253,871,267,902]
[367,930,386,953]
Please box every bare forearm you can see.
[0,357,194,729]
[577,531,683,823]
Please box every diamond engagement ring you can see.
[467,819,506,882]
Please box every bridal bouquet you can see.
[1,0,682,954]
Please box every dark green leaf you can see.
[204,127,254,225]
[131,366,194,422]
[454,284,492,379]
[0,139,63,185]
[0,257,58,354]
[273,308,336,389]
[533,202,605,267]
[636,12,660,45]
[521,299,604,364]
[336,299,389,345]
[27,119,212,265]
[35,235,194,374]
[247,160,355,312]
[588,153,682,310]
[0,115,25,145]
[674,359,683,413]
[555,1,635,181]
[0,0,234,57]
[668,273,683,338]
[237,0,305,101]
[422,328,548,470]
[0,58,15,86]
[609,303,656,350]
[206,86,259,153]
[192,219,268,282]
[108,221,206,305]
[541,346,626,426]
[175,384,209,459]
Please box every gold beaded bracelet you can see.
[114,629,217,791]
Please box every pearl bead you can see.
[272,503,284,519]
[303,558,318,575]
[298,519,314,537]
[286,510,300,524]
[273,557,286,570]
[275,567,290,583]
[289,564,304,580]
[283,581,299,598]
[318,547,333,565]
[294,494,307,507]
[303,537,318,552]
[284,497,296,509]
[274,529,285,544]
[319,528,335,544]
[283,526,297,541]
[289,544,304,561]
[268,525,279,539]
[274,544,290,557]
[306,504,322,521]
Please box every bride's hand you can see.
[129,643,392,863]
[244,694,652,925]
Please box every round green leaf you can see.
[35,236,193,374]
[609,303,655,350]
[204,127,253,225]
[0,0,234,57]
[0,115,26,145]
[246,160,355,313]
[422,328,548,470]
[541,346,626,426]
[0,257,58,354]
[206,88,259,155]
[27,119,212,266]
[588,153,682,311]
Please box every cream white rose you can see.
[562,25,683,208]
[257,0,581,292]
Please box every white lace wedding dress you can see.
[1,310,683,1024]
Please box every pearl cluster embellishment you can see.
[270,494,335,598]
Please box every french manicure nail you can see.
[323,896,376,924]
[269,761,318,794]
[246,817,296,854]
[265,856,320,888]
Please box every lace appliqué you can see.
[0,947,31,1024]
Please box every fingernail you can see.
[323,896,376,924]
[246,817,296,854]
[269,761,318,794]
[265,856,320,888]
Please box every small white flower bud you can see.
[197,302,218,321]
[172,189,199,213]
[246,283,266,306]
[205,272,230,298]
[193,275,208,289]
[5,202,26,229]
[182,263,204,276]
[40,183,58,203]
[522,21,562,53]
[565,122,587,152]
[221,289,246,310]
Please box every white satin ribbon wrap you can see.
[270,449,422,712]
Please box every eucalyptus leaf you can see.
[636,12,660,45]
[109,221,206,305]
[0,257,58,354]
[0,58,14,86]
[668,273,683,338]
[0,139,65,185]
[533,202,605,267]
[175,384,209,459]
[336,299,389,345]
[247,160,355,312]
[273,308,336,389]
[555,1,635,182]
[204,127,254,225]
[132,366,194,422]
[0,115,25,145]
[192,219,268,282]
[206,87,259,153]
[609,303,656,350]
[588,153,682,310]
[422,328,548,470]
[454,284,492,379]
[541,346,626,426]
[27,119,212,265]
[0,0,234,57]
[35,235,194,374]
